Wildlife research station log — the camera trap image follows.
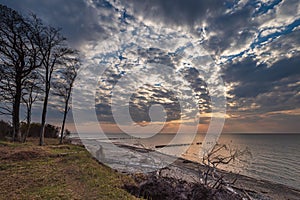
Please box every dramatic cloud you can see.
[0,0,299,133]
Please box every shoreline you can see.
[172,157,300,200]
[71,138,300,200]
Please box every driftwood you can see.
[124,172,244,200]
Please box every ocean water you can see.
[216,134,300,190]
[76,133,300,190]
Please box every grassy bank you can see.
[0,139,139,200]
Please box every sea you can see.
[73,133,300,190]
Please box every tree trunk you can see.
[23,107,31,143]
[59,110,67,144]
[12,112,16,142]
[13,77,22,142]
[60,95,70,144]
[23,124,31,143]
[39,85,50,146]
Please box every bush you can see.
[0,120,12,139]
[20,122,60,138]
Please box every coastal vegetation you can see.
[0,138,139,199]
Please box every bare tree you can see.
[21,72,42,142]
[35,25,74,146]
[53,53,80,144]
[0,5,42,141]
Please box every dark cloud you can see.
[124,0,299,58]
[129,87,181,123]
[224,55,300,98]
[224,54,300,118]
[125,0,225,26]
[123,0,259,55]
[0,0,105,47]
[206,6,257,54]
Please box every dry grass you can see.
[0,139,140,200]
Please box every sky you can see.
[0,0,299,134]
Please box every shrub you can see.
[0,120,12,139]
[20,122,60,138]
